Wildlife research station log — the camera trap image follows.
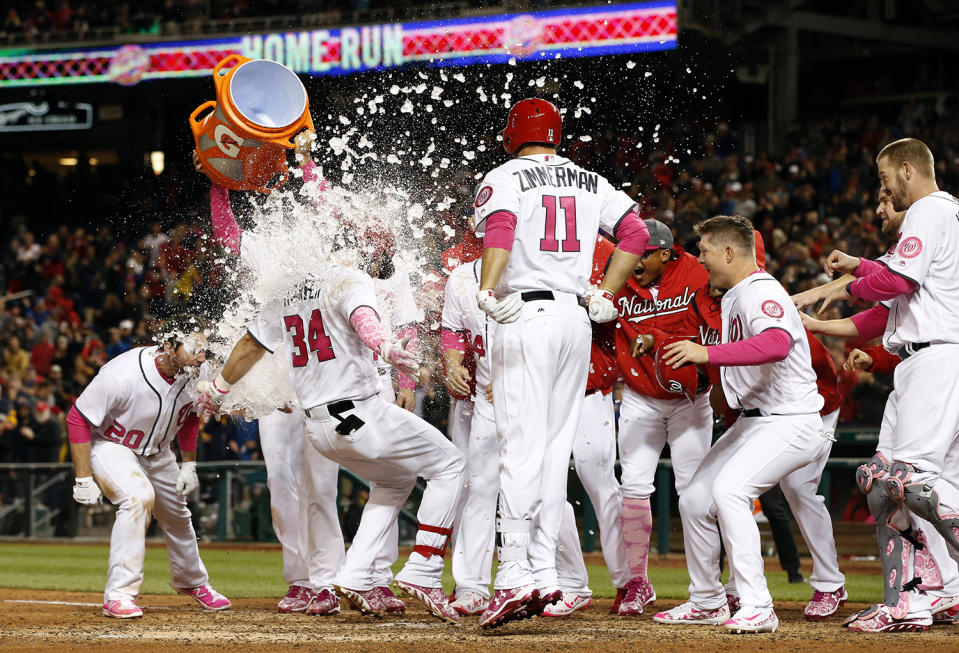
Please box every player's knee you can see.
[710,477,747,513]
[677,482,709,518]
[121,484,155,518]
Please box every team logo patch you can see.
[475,185,493,207]
[897,236,922,259]
[761,300,785,319]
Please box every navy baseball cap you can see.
[644,219,674,252]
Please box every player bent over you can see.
[473,98,648,628]
[68,332,231,618]
[203,266,466,622]
[660,216,828,633]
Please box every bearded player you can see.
[68,331,231,618]
[472,98,648,628]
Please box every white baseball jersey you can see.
[75,347,198,457]
[719,272,824,415]
[881,191,959,353]
[248,266,381,409]
[473,153,636,296]
[441,259,492,389]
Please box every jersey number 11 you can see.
[540,195,580,253]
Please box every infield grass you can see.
[0,542,880,602]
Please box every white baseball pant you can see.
[555,501,591,595]
[368,372,402,587]
[450,394,498,598]
[492,294,591,591]
[679,412,826,609]
[304,395,465,590]
[91,440,208,602]
[562,390,629,589]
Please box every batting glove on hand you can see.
[73,476,102,505]
[176,461,200,496]
[586,288,618,323]
[380,335,421,382]
[196,375,231,417]
[476,289,524,324]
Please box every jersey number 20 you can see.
[285,310,335,367]
[540,195,580,252]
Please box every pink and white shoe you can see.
[479,585,537,629]
[102,599,143,619]
[449,590,490,616]
[726,591,741,614]
[374,586,406,613]
[844,604,931,632]
[617,576,656,615]
[653,600,729,625]
[277,585,311,613]
[334,584,383,615]
[395,580,458,623]
[172,583,231,611]
[931,595,959,624]
[724,605,779,633]
[543,592,591,617]
[804,586,847,621]
[304,588,341,616]
[609,587,626,614]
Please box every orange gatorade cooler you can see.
[190,55,315,194]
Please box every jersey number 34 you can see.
[285,310,335,367]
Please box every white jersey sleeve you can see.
[441,268,468,333]
[743,289,804,342]
[74,368,126,428]
[473,166,521,236]
[883,203,942,286]
[330,269,379,322]
[248,297,286,354]
[597,176,638,238]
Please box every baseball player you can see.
[610,218,713,616]
[800,138,959,631]
[205,169,344,615]
[201,264,465,622]
[67,332,231,618]
[472,97,649,628]
[658,215,828,633]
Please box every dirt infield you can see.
[2,589,958,652]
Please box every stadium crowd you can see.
[2,95,958,472]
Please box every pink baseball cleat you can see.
[844,604,931,632]
[726,591,741,614]
[102,599,143,619]
[609,587,626,614]
[172,583,232,611]
[931,594,959,623]
[543,592,591,617]
[479,585,538,629]
[277,585,312,614]
[334,584,383,615]
[804,586,847,621]
[305,588,341,616]
[724,605,779,633]
[617,576,655,615]
[374,585,406,613]
[450,590,490,616]
[395,580,458,623]
[653,600,729,625]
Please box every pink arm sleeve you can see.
[854,257,883,278]
[396,325,417,390]
[349,306,387,353]
[210,182,242,255]
[849,267,917,301]
[441,328,467,355]
[177,412,200,452]
[707,328,792,367]
[483,211,517,251]
[613,209,650,255]
[66,405,91,444]
[849,304,890,340]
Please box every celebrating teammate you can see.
[659,215,828,633]
[67,330,231,618]
[201,264,465,622]
[471,97,649,628]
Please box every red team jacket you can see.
[613,246,711,399]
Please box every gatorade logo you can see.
[898,236,922,259]
[214,123,242,158]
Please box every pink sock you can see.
[621,497,653,579]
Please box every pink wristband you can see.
[441,329,467,354]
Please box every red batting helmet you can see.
[501,98,562,155]
[654,335,699,402]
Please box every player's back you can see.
[248,266,380,409]
[475,153,635,296]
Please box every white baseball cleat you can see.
[542,592,591,617]
[724,605,779,633]
[931,594,959,623]
[449,591,490,616]
[653,601,729,625]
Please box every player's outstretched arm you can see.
[197,333,268,414]
[791,274,854,312]
[802,303,889,340]
[66,406,102,505]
